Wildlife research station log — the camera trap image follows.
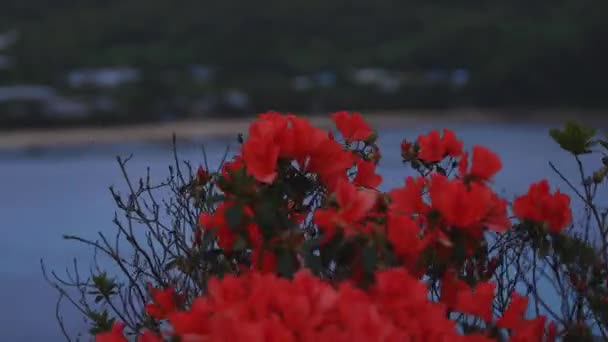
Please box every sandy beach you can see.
[0,109,605,150]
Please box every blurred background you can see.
[1,1,607,341]
[0,0,606,129]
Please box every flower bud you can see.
[196,166,210,185]
[400,139,413,160]
[592,166,608,184]
[365,131,378,144]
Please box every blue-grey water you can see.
[0,122,603,341]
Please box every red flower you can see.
[309,138,354,190]
[353,159,382,189]
[331,111,373,142]
[387,214,431,263]
[471,146,501,180]
[199,202,259,252]
[145,285,180,320]
[429,174,490,229]
[454,281,496,322]
[442,129,463,157]
[513,180,572,233]
[251,248,277,274]
[314,179,377,238]
[484,192,512,233]
[195,166,210,185]
[418,130,444,162]
[95,322,127,342]
[440,269,470,309]
[219,155,245,193]
[241,136,280,184]
[389,176,428,216]
[511,316,547,342]
[400,139,413,160]
[417,129,463,162]
[497,292,528,330]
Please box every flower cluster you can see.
[96,111,575,341]
[99,269,556,342]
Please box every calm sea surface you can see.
[0,122,603,341]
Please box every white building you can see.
[0,85,90,120]
[0,30,19,50]
[67,67,140,88]
[0,55,12,69]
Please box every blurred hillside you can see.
[0,0,606,127]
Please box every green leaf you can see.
[88,310,115,335]
[277,250,297,279]
[224,203,244,231]
[232,235,248,251]
[361,244,378,274]
[549,121,597,155]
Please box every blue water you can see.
[0,123,603,341]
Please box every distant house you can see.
[43,97,90,120]
[0,55,12,69]
[450,68,470,88]
[424,69,449,84]
[222,89,250,111]
[0,86,56,103]
[67,67,140,88]
[352,68,388,85]
[189,65,215,83]
[0,30,19,50]
[291,75,314,92]
[0,85,90,120]
[314,71,337,88]
[351,68,402,93]
[190,95,219,117]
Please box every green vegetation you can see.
[0,0,606,116]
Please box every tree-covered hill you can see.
[1,0,607,108]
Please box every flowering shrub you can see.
[45,113,608,341]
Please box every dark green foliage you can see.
[1,0,607,107]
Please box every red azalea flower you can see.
[195,166,210,184]
[389,176,428,216]
[441,128,463,157]
[469,145,502,181]
[458,146,502,182]
[314,179,377,238]
[497,292,528,330]
[353,159,382,189]
[483,192,512,233]
[251,248,277,274]
[331,111,373,142]
[387,214,431,263]
[400,139,413,160]
[145,285,180,320]
[454,281,496,322]
[95,322,127,342]
[511,316,547,342]
[219,155,245,192]
[513,180,572,233]
[418,130,444,162]
[429,174,492,229]
[241,136,280,184]
[309,138,354,190]
[199,202,258,252]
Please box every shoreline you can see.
[0,109,605,150]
